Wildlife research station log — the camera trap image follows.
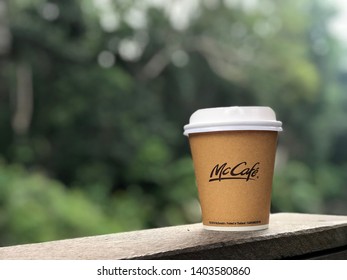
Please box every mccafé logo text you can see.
[209,162,260,182]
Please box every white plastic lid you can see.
[183,106,282,136]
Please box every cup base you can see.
[203,224,268,231]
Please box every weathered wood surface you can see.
[0,213,346,260]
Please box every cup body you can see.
[189,130,278,231]
[184,107,282,231]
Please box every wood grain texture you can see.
[0,213,347,260]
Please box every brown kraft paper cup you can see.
[188,130,278,231]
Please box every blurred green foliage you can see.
[0,160,120,245]
[0,0,346,246]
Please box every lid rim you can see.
[184,120,282,129]
[184,125,283,136]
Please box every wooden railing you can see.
[0,213,346,259]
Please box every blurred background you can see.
[0,0,347,246]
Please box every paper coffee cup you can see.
[184,107,282,231]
